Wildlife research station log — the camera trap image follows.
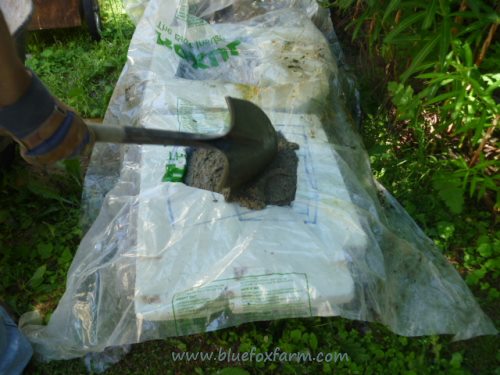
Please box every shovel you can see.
[86,96,278,191]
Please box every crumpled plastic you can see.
[20,0,497,368]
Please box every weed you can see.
[328,0,499,213]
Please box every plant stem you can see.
[454,0,468,26]
[394,9,402,25]
[475,23,498,67]
[469,115,498,167]
[354,0,363,19]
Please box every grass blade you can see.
[382,0,401,24]
[384,13,426,44]
[438,15,451,68]
[401,34,441,82]
[422,0,437,30]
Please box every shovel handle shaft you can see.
[87,123,222,147]
[85,97,277,190]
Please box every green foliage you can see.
[362,104,499,319]
[464,232,500,301]
[25,317,497,374]
[328,0,500,213]
[0,160,83,317]
[25,0,135,118]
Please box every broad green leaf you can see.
[26,180,73,204]
[484,75,500,95]
[68,86,85,99]
[438,15,451,67]
[417,72,454,79]
[456,20,488,39]
[450,352,463,369]
[382,0,401,24]
[409,62,436,74]
[41,49,54,58]
[387,81,401,93]
[470,175,478,198]
[467,76,485,96]
[63,159,83,187]
[387,34,424,44]
[290,329,302,342]
[384,13,426,44]
[424,91,459,105]
[467,0,482,17]
[58,248,73,266]
[463,43,473,67]
[437,221,455,240]
[29,265,47,288]
[449,11,484,20]
[401,34,440,82]
[466,268,486,285]
[309,332,318,350]
[438,0,450,16]
[452,88,466,118]
[432,176,464,214]
[417,84,439,100]
[461,167,471,191]
[486,13,500,23]
[477,243,492,257]
[422,0,437,30]
[468,0,496,15]
[37,243,54,259]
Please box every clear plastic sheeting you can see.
[122,0,149,24]
[20,0,497,366]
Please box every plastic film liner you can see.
[20,0,497,365]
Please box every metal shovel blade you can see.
[87,96,278,190]
[215,96,278,190]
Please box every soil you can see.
[184,132,299,210]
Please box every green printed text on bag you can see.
[156,21,241,69]
[162,150,187,182]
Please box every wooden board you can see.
[28,0,82,30]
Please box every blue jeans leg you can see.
[0,306,33,375]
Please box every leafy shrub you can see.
[327,0,499,213]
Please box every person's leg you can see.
[0,306,33,375]
[0,10,34,367]
[15,29,27,64]
[0,10,31,107]
[0,12,26,167]
[0,9,94,166]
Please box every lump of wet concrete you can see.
[184,133,299,210]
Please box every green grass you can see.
[1,0,133,318]
[25,0,134,118]
[23,319,499,374]
[0,1,498,374]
